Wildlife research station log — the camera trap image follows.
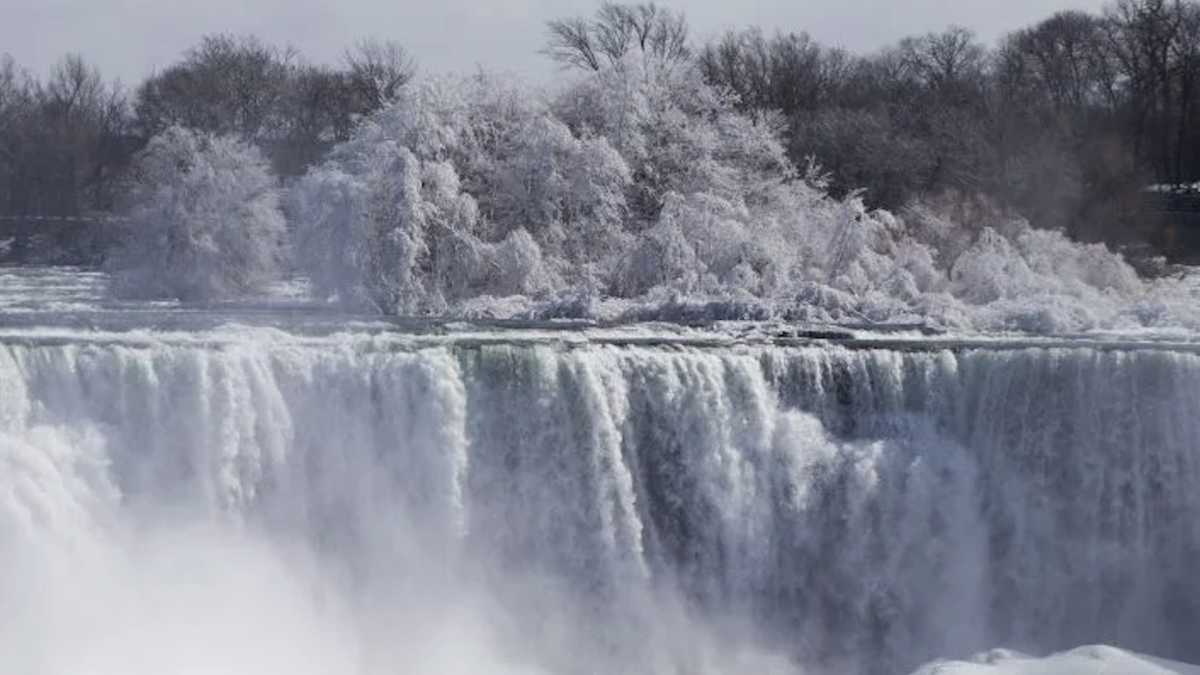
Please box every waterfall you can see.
[1,336,1197,674]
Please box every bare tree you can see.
[1103,0,1187,180]
[544,3,689,71]
[699,29,779,113]
[0,55,29,157]
[699,29,849,115]
[0,53,134,261]
[899,26,987,97]
[545,17,603,71]
[344,39,416,111]
[997,12,1115,114]
[1172,2,1200,180]
[135,34,294,142]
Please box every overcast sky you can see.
[2,0,1111,85]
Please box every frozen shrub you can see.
[108,127,286,301]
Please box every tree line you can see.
[0,36,412,261]
[688,0,1200,252]
[2,0,1199,264]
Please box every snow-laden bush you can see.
[293,144,491,313]
[487,114,633,282]
[291,75,629,313]
[287,59,1194,334]
[108,126,286,301]
[553,60,792,218]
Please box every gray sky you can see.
[2,0,1110,85]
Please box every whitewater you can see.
[0,267,1197,675]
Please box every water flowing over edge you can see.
[2,331,1198,674]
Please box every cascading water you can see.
[2,329,1197,674]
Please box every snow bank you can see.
[912,646,1200,674]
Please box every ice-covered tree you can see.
[107,126,287,301]
[285,54,1186,333]
[552,58,793,220]
[291,75,636,313]
[292,143,497,313]
[544,3,690,73]
[291,62,792,313]
[486,114,632,281]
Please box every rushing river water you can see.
[1,266,1198,675]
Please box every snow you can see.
[912,646,1200,674]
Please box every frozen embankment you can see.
[1,324,1198,674]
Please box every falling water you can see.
[2,329,1197,674]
